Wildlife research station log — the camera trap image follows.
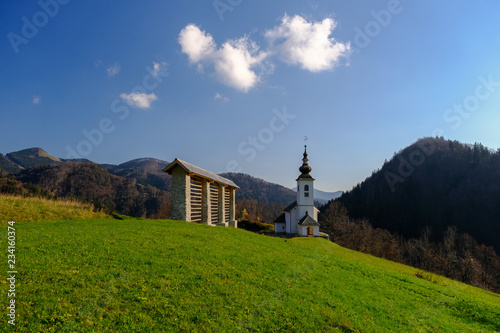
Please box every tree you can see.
[239,208,249,222]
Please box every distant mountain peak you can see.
[2,147,61,173]
[28,147,62,162]
[291,187,343,204]
[117,157,170,173]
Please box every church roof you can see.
[298,213,320,226]
[297,145,315,181]
[283,201,297,212]
[163,158,239,188]
[274,213,286,224]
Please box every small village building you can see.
[274,146,323,237]
[163,158,239,227]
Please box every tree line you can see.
[338,137,500,254]
[320,201,500,293]
[1,163,171,218]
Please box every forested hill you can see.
[219,172,296,205]
[102,158,171,192]
[0,148,299,220]
[9,162,170,218]
[336,137,500,252]
[0,147,61,173]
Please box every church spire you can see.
[298,145,313,179]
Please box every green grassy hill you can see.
[1,197,499,332]
[0,195,109,222]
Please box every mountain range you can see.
[0,147,310,219]
[2,138,500,255]
[0,147,340,204]
[291,187,343,203]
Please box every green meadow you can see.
[0,195,109,223]
[1,196,500,332]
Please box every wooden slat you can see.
[190,176,203,223]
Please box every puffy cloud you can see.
[107,63,121,77]
[178,15,349,91]
[120,92,158,109]
[178,24,216,63]
[265,14,350,72]
[179,24,267,92]
[213,38,267,92]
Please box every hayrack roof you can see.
[163,158,239,189]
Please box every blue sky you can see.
[1,1,500,192]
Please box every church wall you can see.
[275,223,286,233]
[285,212,291,233]
[313,207,319,221]
[296,179,315,206]
[299,225,319,236]
[297,206,315,221]
[290,207,298,234]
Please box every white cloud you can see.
[213,38,267,92]
[120,92,158,109]
[32,95,41,104]
[107,63,121,77]
[178,24,216,63]
[178,24,267,92]
[152,61,167,77]
[214,92,229,103]
[265,14,350,72]
[178,15,349,91]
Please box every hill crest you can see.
[336,136,500,252]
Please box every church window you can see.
[304,185,309,191]
[304,192,309,197]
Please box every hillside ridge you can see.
[336,136,500,252]
[9,213,500,332]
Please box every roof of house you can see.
[163,158,239,188]
[298,213,320,226]
[284,201,297,212]
[274,213,286,224]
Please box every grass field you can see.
[1,196,500,332]
[0,195,109,222]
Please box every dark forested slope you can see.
[336,137,500,252]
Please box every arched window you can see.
[304,185,309,191]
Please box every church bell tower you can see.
[296,145,316,220]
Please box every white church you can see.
[274,145,324,237]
